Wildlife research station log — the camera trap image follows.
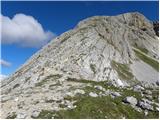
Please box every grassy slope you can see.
[133,48,159,71]
[34,79,159,119]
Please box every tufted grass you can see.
[111,60,134,80]
[134,49,159,71]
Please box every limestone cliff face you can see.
[1,12,159,118]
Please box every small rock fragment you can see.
[89,92,98,97]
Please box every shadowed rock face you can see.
[153,21,159,36]
[1,12,159,119]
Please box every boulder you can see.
[31,110,41,118]
[123,96,138,106]
[16,112,27,119]
[137,99,154,111]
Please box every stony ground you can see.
[1,78,159,119]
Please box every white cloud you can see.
[1,13,55,47]
[0,74,8,81]
[0,59,11,67]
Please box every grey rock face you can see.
[1,12,158,93]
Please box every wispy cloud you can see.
[0,59,11,67]
[1,13,56,48]
[0,74,8,81]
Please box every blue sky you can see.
[1,1,159,76]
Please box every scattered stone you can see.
[143,90,152,95]
[137,99,154,111]
[154,102,159,107]
[86,84,92,87]
[94,85,106,91]
[31,110,41,118]
[89,92,98,97]
[156,107,159,111]
[111,92,121,98]
[16,112,27,119]
[74,89,85,95]
[123,96,138,106]
[133,85,144,92]
[141,93,144,97]
[14,97,19,102]
[145,95,152,100]
[66,92,74,97]
[133,106,142,113]
[116,79,124,87]
[144,110,148,116]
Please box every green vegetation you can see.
[6,112,17,119]
[66,77,118,91]
[35,94,158,119]
[33,77,159,119]
[134,45,148,54]
[35,74,62,87]
[90,64,96,74]
[111,61,134,80]
[133,49,159,71]
[33,78,159,119]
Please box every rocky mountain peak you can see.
[1,12,159,119]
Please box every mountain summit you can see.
[1,12,159,119]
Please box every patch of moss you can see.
[35,74,62,87]
[34,110,56,119]
[66,77,118,91]
[6,112,17,119]
[134,49,159,71]
[111,61,134,80]
[59,104,67,108]
[133,45,148,54]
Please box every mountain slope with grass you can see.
[1,12,159,119]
